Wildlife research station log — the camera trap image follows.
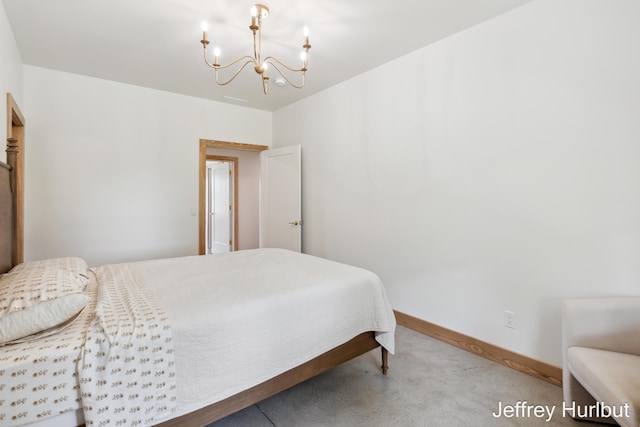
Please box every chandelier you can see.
[200,4,311,95]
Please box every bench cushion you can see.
[567,346,640,427]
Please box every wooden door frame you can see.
[198,139,268,255]
[6,93,25,265]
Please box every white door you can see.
[259,145,302,252]
[207,161,232,253]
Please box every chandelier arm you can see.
[215,60,256,86]
[217,56,258,71]
[202,43,258,72]
[264,56,308,73]
[265,60,305,89]
[203,48,217,69]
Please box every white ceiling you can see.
[3,0,533,111]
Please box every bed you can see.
[0,125,396,427]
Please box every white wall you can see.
[0,2,23,161]
[273,0,640,366]
[23,65,271,266]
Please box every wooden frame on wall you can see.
[6,93,25,265]
[198,139,268,255]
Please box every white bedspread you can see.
[131,248,396,421]
[1,249,395,427]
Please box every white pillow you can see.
[0,267,89,345]
[9,257,91,289]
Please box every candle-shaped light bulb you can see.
[250,5,258,27]
[201,21,209,43]
[213,47,220,65]
[302,26,310,50]
[300,51,307,62]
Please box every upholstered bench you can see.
[562,298,640,427]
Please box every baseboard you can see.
[394,310,562,386]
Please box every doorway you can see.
[198,139,268,255]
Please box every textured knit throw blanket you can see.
[78,264,177,427]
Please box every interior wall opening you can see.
[198,139,268,255]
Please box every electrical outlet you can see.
[504,310,515,329]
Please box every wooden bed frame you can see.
[158,332,388,426]
[1,93,24,274]
[2,93,389,426]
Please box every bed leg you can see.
[381,347,389,375]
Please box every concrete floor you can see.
[208,326,603,426]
